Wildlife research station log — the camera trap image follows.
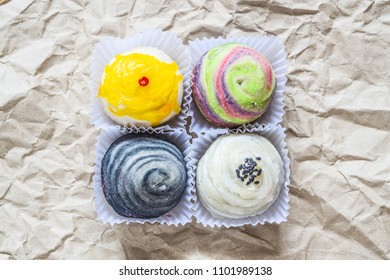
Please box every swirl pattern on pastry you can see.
[193,43,276,127]
[101,135,187,218]
[196,133,284,219]
[99,47,183,127]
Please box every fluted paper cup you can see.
[90,29,192,131]
[92,126,193,226]
[188,35,288,133]
[188,124,290,228]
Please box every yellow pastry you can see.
[98,47,183,127]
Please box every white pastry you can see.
[196,133,284,219]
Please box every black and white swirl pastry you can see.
[101,135,187,218]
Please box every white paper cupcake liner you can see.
[90,29,192,131]
[187,35,288,133]
[92,126,193,226]
[188,124,291,228]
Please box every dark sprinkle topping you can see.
[235,157,262,186]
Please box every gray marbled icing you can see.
[101,135,187,218]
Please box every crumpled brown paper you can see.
[0,0,389,260]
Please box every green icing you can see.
[225,58,268,111]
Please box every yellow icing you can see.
[98,52,182,126]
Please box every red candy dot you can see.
[138,76,149,87]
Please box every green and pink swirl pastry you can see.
[192,43,276,127]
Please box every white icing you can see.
[120,47,173,63]
[196,134,284,219]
